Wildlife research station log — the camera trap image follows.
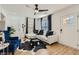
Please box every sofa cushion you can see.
[46,31,54,37]
[37,30,43,35]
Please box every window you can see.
[35,15,51,33]
[35,18,41,30]
[42,17,48,31]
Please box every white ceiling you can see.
[1,4,72,18]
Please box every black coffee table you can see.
[29,38,47,52]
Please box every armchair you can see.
[3,27,21,55]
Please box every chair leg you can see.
[12,51,15,55]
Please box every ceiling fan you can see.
[25,4,48,15]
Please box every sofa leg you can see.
[12,51,15,55]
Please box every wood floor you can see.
[47,43,79,55]
[15,43,79,55]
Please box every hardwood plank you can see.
[15,43,79,55]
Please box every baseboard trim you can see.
[58,42,79,50]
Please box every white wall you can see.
[6,14,26,37]
[0,6,26,37]
[52,5,79,48]
[52,13,60,36]
[1,5,35,37]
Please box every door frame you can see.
[76,12,79,49]
[60,12,78,49]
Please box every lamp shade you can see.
[0,13,5,31]
[0,21,5,31]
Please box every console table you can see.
[0,43,9,55]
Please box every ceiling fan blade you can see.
[25,5,30,8]
[25,5,34,10]
[39,9,48,12]
[34,12,36,15]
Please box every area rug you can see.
[15,48,49,55]
[15,49,32,55]
[19,41,47,52]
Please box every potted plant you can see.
[9,26,16,37]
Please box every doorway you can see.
[60,14,77,49]
[77,15,79,49]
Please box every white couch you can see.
[36,35,58,44]
[26,34,58,44]
[26,34,36,38]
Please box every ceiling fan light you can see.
[35,9,38,13]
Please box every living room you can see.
[0,4,79,55]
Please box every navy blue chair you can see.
[3,27,21,55]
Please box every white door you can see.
[77,15,79,49]
[60,14,77,48]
